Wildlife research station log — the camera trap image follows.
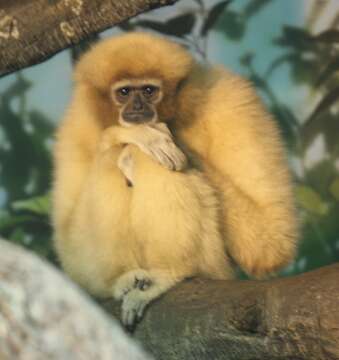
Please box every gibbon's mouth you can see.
[123,111,154,123]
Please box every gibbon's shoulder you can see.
[74,32,194,92]
[177,64,263,123]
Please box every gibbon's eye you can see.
[142,85,158,97]
[117,87,130,97]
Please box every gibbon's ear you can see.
[73,32,194,93]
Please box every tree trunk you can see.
[0,0,178,77]
[0,239,151,360]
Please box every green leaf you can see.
[296,186,329,215]
[274,26,313,50]
[305,160,336,198]
[243,0,271,18]
[136,13,196,38]
[0,210,38,231]
[9,227,26,244]
[117,21,135,32]
[239,52,254,67]
[301,111,339,154]
[12,194,51,216]
[316,57,339,87]
[265,53,296,78]
[215,9,245,40]
[330,178,339,201]
[201,0,231,36]
[306,86,339,124]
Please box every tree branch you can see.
[102,264,339,360]
[0,0,179,77]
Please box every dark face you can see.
[112,80,163,126]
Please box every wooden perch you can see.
[102,264,339,360]
[0,0,178,77]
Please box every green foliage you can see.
[201,1,231,36]
[0,75,55,261]
[12,194,51,215]
[135,13,196,37]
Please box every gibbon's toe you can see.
[121,288,149,329]
[113,269,152,300]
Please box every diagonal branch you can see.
[0,0,179,77]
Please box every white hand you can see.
[135,123,187,171]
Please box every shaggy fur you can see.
[52,32,298,326]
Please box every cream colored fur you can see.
[52,32,298,326]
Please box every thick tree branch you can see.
[1,238,339,359]
[0,0,178,77]
[102,264,339,360]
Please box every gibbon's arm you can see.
[52,85,186,239]
[208,74,298,278]
[52,85,104,239]
[177,69,298,278]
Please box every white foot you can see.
[113,268,183,329]
[113,269,152,301]
[121,288,149,328]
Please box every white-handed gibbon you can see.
[52,32,298,328]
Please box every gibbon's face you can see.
[111,78,163,127]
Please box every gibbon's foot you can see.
[113,269,154,330]
[113,269,152,301]
[114,269,184,329]
[121,288,150,330]
[117,145,134,187]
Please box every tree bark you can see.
[102,264,339,360]
[0,239,151,360]
[0,0,178,77]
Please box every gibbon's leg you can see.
[113,145,233,327]
[55,141,139,297]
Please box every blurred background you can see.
[0,0,338,275]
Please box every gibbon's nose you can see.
[132,94,143,111]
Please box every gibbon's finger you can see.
[172,145,187,171]
[146,145,174,170]
[150,122,172,136]
[161,140,187,171]
[137,304,146,320]
[153,147,175,170]
[158,147,176,170]
[154,140,180,170]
